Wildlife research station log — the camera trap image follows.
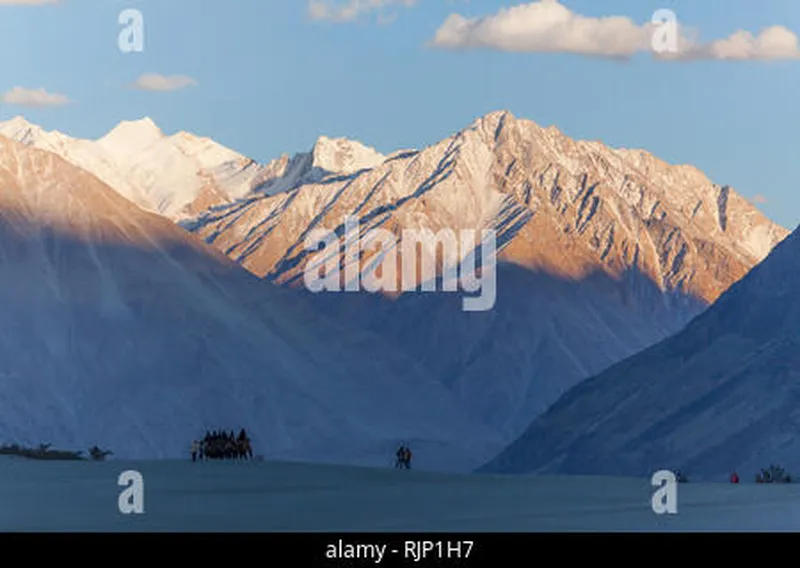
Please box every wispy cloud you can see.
[308,0,418,23]
[752,194,769,204]
[128,74,198,92]
[429,0,800,61]
[1,87,70,107]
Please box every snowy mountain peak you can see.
[3,115,34,129]
[0,115,65,152]
[98,117,164,153]
[102,116,163,138]
[479,109,515,124]
[310,135,385,174]
[1,115,46,137]
[0,116,276,220]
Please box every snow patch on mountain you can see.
[312,135,385,173]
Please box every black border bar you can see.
[0,532,786,565]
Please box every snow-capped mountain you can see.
[183,110,788,441]
[481,224,800,479]
[0,134,498,469]
[0,115,266,220]
[0,116,386,222]
[249,134,386,196]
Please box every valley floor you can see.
[1,458,798,531]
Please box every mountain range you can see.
[185,110,785,439]
[0,110,790,471]
[0,133,496,468]
[0,116,386,222]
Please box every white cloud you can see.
[429,0,800,61]
[693,26,800,60]
[129,74,198,92]
[308,0,418,23]
[1,87,70,107]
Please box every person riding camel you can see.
[395,445,407,469]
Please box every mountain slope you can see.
[183,110,788,440]
[0,116,386,222]
[480,225,800,478]
[0,134,497,469]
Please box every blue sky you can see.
[1,0,799,228]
